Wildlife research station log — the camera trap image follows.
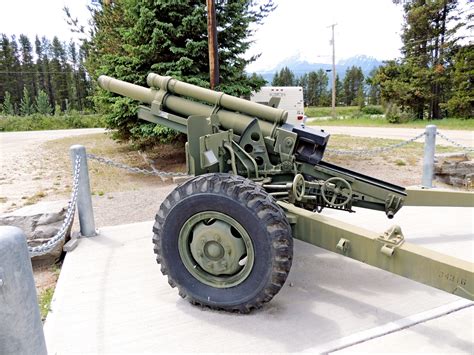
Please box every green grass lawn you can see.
[305,106,362,117]
[305,106,474,130]
[0,113,105,131]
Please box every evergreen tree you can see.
[84,0,274,142]
[2,91,14,115]
[20,86,34,116]
[343,66,364,106]
[35,89,53,115]
[366,67,381,105]
[296,73,309,106]
[445,44,474,117]
[272,66,295,86]
[335,74,344,105]
[50,37,70,112]
[9,36,23,105]
[307,71,320,106]
[381,0,465,119]
[315,69,330,106]
[19,35,36,98]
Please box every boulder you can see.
[434,152,474,188]
[0,200,72,266]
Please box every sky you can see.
[0,0,405,71]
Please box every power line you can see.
[0,71,81,74]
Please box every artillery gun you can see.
[98,74,474,313]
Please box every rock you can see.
[0,200,72,266]
[434,152,469,164]
[434,152,474,188]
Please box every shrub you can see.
[361,105,384,115]
[385,103,411,123]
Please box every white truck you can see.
[250,86,305,126]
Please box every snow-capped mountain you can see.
[254,55,384,83]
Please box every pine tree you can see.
[366,68,381,105]
[445,44,474,117]
[384,0,464,119]
[35,89,53,115]
[272,67,295,86]
[343,66,364,106]
[335,74,344,106]
[20,86,34,116]
[296,74,309,106]
[50,37,70,112]
[19,35,36,99]
[2,91,14,115]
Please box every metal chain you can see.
[436,131,474,152]
[325,132,426,156]
[28,155,81,257]
[86,153,189,177]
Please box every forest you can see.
[0,0,472,138]
[0,34,91,116]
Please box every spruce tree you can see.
[2,91,14,115]
[20,87,34,116]
[35,89,53,115]
[85,0,274,142]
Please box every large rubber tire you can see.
[152,173,293,313]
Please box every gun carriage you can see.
[98,74,474,313]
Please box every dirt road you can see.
[0,128,106,214]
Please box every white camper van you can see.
[250,86,305,126]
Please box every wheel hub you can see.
[190,220,246,275]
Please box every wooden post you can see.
[207,0,219,89]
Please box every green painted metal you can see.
[98,73,474,303]
[279,201,474,301]
[147,73,288,125]
[178,211,254,288]
[404,187,474,207]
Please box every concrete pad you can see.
[44,205,473,354]
[334,305,474,354]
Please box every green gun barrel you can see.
[147,73,287,126]
[97,75,278,137]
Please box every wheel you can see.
[321,177,352,207]
[292,173,305,201]
[153,173,293,313]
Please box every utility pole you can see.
[329,23,337,118]
[207,0,219,89]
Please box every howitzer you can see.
[98,74,474,312]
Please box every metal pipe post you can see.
[422,125,437,188]
[0,226,47,355]
[70,145,97,237]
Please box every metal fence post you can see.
[422,125,437,188]
[0,226,48,355]
[70,145,97,237]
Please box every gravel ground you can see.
[0,128,468,294]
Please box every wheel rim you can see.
[178,211,255,288]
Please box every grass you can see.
[38,287,55,321]
[0,113,105,131]
[305,106,361,118]
[24,191,47,205]
[306,109,474,130]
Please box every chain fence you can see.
[28,155,81,257]
[436,131,474,153]
[325,130,473,156]
[86,153,190,178]
[26,128,471,257]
